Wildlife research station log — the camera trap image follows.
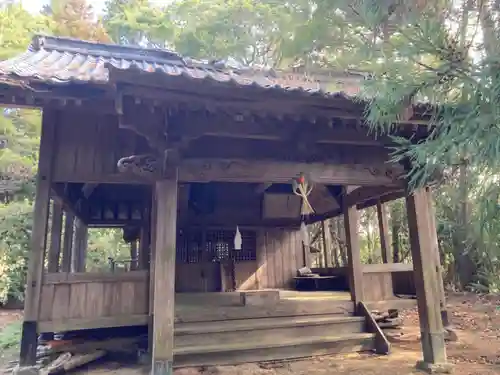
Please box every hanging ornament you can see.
[300,221,310,246]
[234,225,242,251]
[292,172,314,215]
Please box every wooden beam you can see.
[61,211,74,273]
[358,301,390,354]
[20,109,57,367]
[151,172,178,375]
[406,189,449,369]
[47,200,64,273]
[362,263,413,273]
[255,183,273,194]
[181,137,393,165]
[377,201,392,263]
[178,159,404,186]
[168,111,393,146]
[357,189,407,210]
[346,185,404,207]
[343,188,364,305]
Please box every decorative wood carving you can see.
[117,154,160,176]
[177,159,405,186]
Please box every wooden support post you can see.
[47,200,63,273]
[130,240,138,270]
[406,189,451,372]
[72,219,88,272]
[376,201,392,264]
[148,192,158,355]
[61,211,74,273]
[20,110,56,368]
[426,188,454,336]
[151,172,178,375]
[139,227,149,270]
[321,220,332,267]
[343,188,364,305]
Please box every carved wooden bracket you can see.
[117,154,161,177]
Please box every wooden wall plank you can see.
[69,283,87,319]
[51,285,70,321]
[39,285,55,322]
[134,280,149,314]
[120,282,137,315]
[255,230,267,289]
[85,283,105,318]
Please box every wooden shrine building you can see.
[0,36,451,374]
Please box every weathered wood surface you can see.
[178,159,404,186]
[38,271,148,332]
[344,198,363,304]
[47,200,63,273]
[406,189,447,365]
[175,263,221,293]
[358,301,390,355]
[362,272,394,302]
[255,229,303,289]
[152,176,178,374]
[61,211,74,273]
[24,110,57,323]
[362,263,413,274]
[72,219,87,272]
[52,112,151,183]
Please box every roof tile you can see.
[0,35,365,99]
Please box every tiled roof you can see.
[0,35,365,98]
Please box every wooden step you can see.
[175,299,354,323]
[175,315,366,346]
[173,333,376,368]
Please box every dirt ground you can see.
[1,293,499,375]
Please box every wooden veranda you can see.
[0,36,451,374]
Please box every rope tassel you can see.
[292,173,314,215]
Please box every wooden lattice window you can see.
[176,229,256,263]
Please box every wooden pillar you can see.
[343,189,364,305]
[47,200,63,273]
[19,110,56,367]
[72,218,87,272]
[148,192,158,355]
[426,188,452,331]
[376,201,392,264]
[61,211,74,273]
[139,226,150,270]
[130,240,138,270]
[321,220,332,267]
[151,172,178,375]
[406,189,450,371]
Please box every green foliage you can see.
[0,109,41,199]
[0,201,33,303]
[0,321,21,351]
[87,228,131,271]
[0,3,48,60]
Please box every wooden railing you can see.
[361,263,416,310]
[38,270,149,332]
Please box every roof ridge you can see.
[30,34,185,65]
